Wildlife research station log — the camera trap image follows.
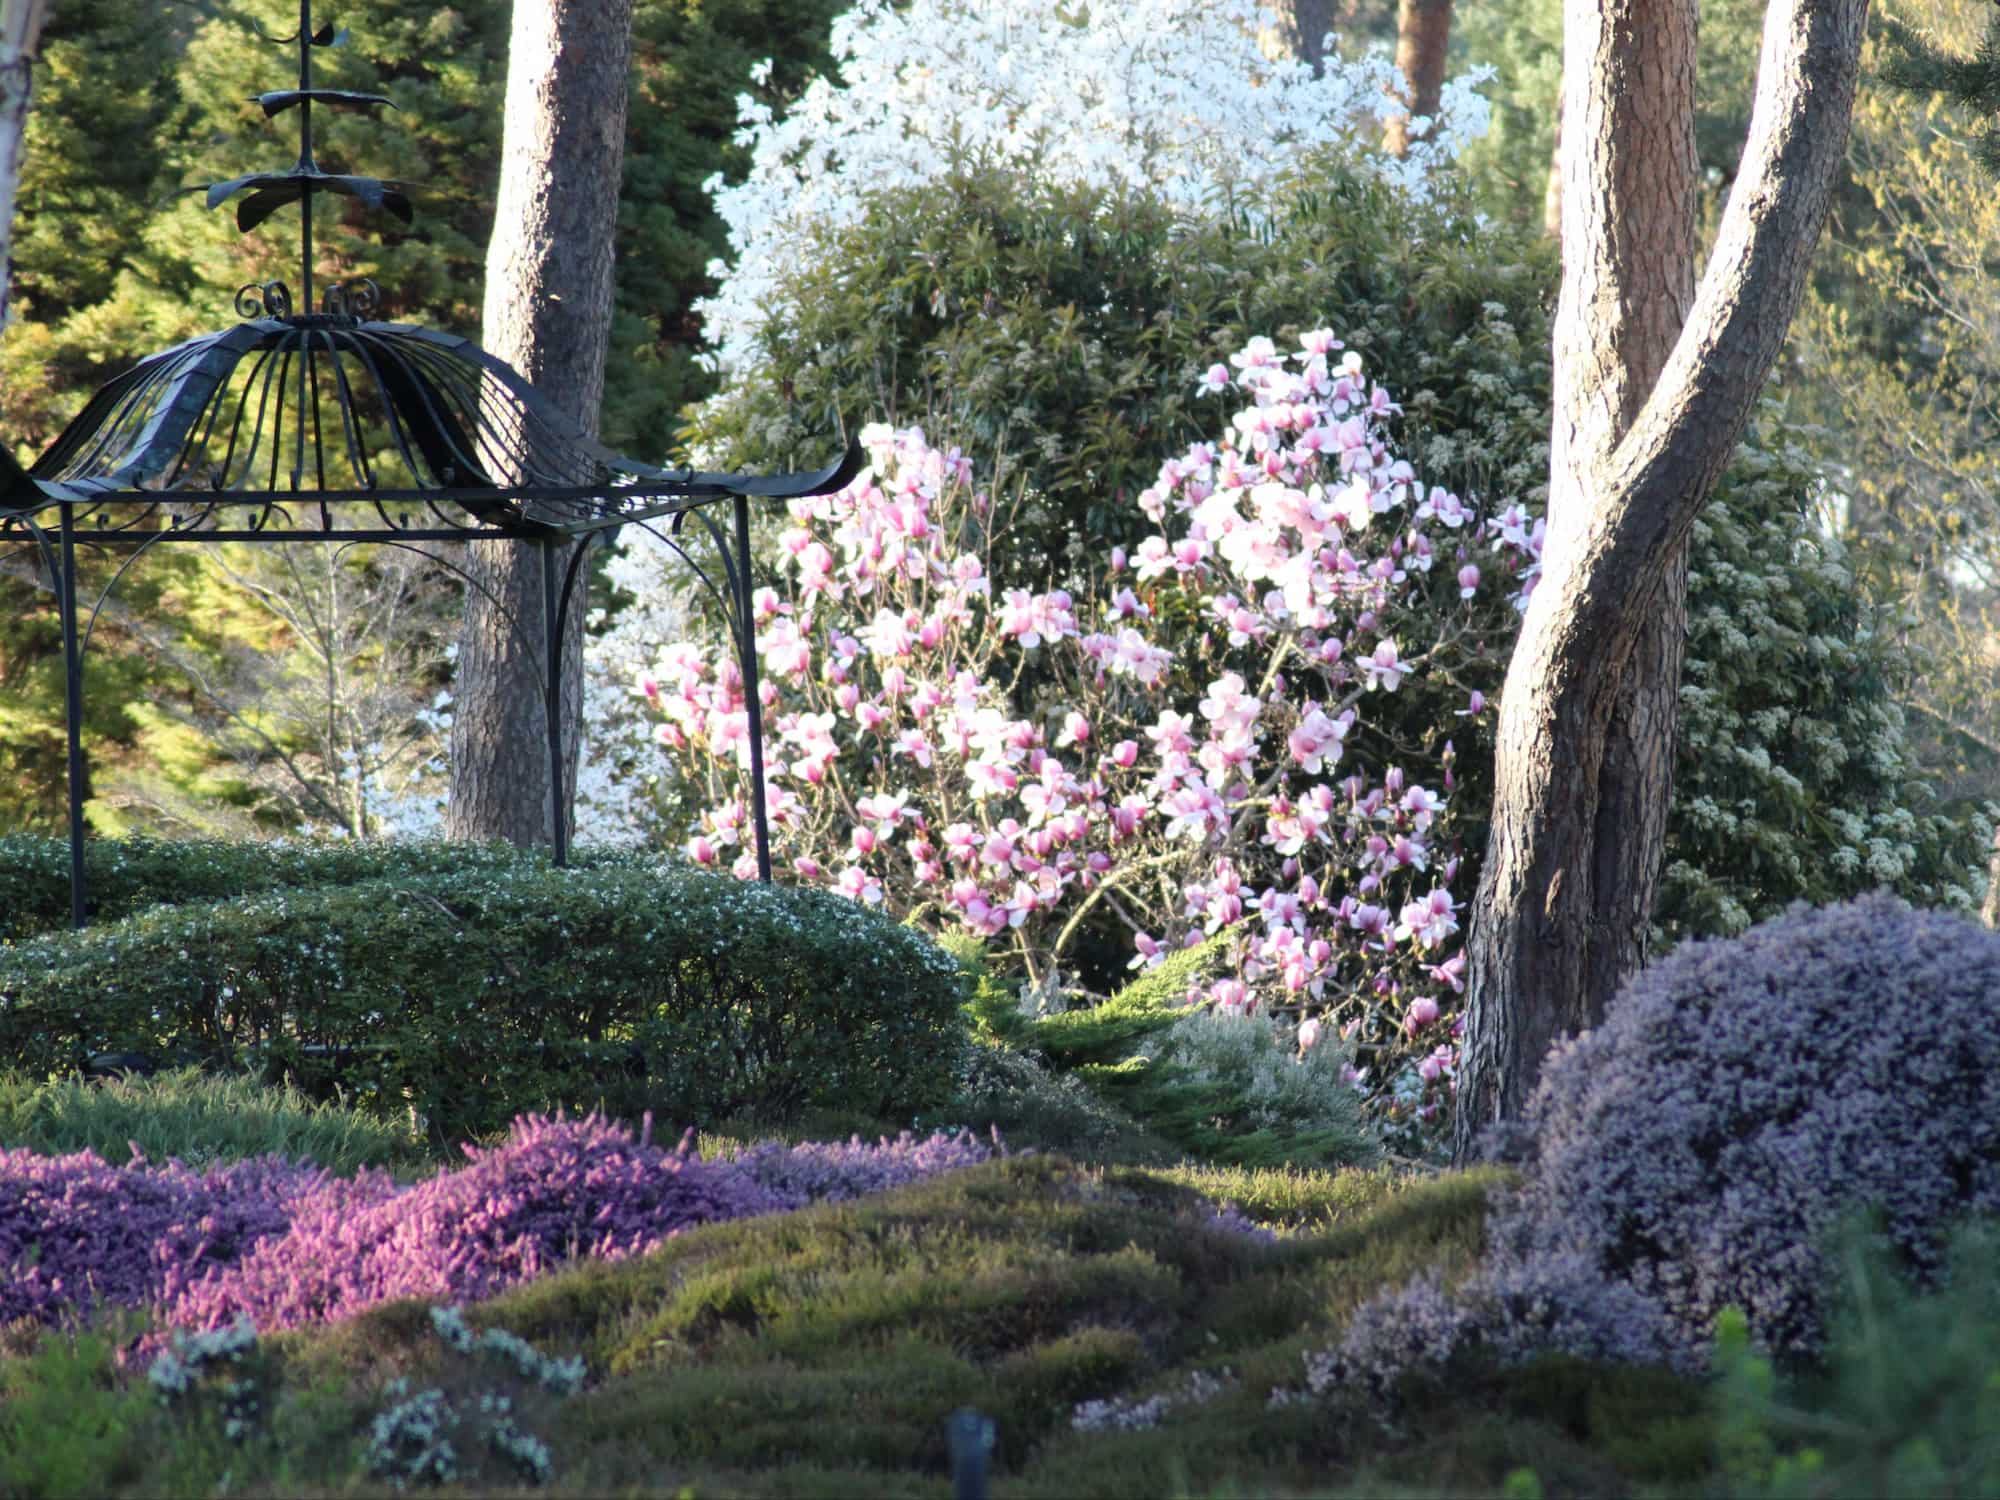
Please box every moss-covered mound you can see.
[1,1153,1738,1498]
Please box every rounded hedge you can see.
[0,859,967,1145]
[1489,892,2000,1360]
[0,835,590,942]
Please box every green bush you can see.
[693,156,1554,595]
[1078,1006,1376,1172]
[0,834,595,941]
[0,862,966,1145]
[952,936,1373,1170]
[1657,423,1996,944]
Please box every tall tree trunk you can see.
[1382,0,1454,157]
[448,0,633,849]
[1261,0,1338,73]
[1541,97,1563,241]
[1547,0,1698,1022]
[0,0,51,332]
[1452,0,1871,1160]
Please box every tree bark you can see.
[1382,0,1454,157]
[1541,96,1564,242]
[448,0,633,849]
[1453,0,1871,1160]
[1549,0,1698,1027]
[1261,0,1339,74]
[0,0,51,332]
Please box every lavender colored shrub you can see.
[2,1113,1017,1340]
[165,1114,795,1333]
[739,1127,1004,1205]
[1488,892,2000,1361]
[1301,1252,1680,1412]
[0,1146,319,1327]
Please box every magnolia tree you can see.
[612,336,1542,1126]
[695,0,1491,378]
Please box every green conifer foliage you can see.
[0,0,841,835]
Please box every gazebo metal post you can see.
[539,536,569,868]
[734,493,773,882]
[0,0,857,912]
[58,503,88,928]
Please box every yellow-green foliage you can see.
[0,1066,435,1175]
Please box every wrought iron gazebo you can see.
[0,2,855,926]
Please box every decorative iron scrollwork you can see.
[319,278,380,319]
[235,279,294,320]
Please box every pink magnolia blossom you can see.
[624,344,1547,1139]
[1361,638,1406,692]
[1395,889,1460,950]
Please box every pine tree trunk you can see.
[1382,0,1454,157]
[1982,837,2000,928]
[448,0,633,849]
[1261,0,1338,73]
[1546,0,1698,1016]
[1452,0,1871,1158]
[0,0,51,331]
[1542,97,1563,241]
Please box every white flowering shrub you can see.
[146,1315,265,1444]
[697,0,1492,377]
[365,1306,584,1490]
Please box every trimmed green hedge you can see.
[0,835,597,940]
[0,860,965,1144]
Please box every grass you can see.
[0,1065,439,1175]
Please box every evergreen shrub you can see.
[0,834,581,941]
[0,862,966,1143]
[1711,1217,2000,1498]
[1488,892,2000,1361]
[958,936,1373,1169]
[0,1065,431,1174]
[689,157,1554,593]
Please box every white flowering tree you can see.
[694,0,1491,378]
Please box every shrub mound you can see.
[0,1113,1009,1337]
[167,1114,798,1334]
[1298,1252,1682,1412]
[0,861,966,1143]
[736,1127,1006,1205]
[964,937,1375,1170]
[0,835,575,941]
[1489,892,2000,1360]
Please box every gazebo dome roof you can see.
[6,293,857,540]
[0,1,857,542]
